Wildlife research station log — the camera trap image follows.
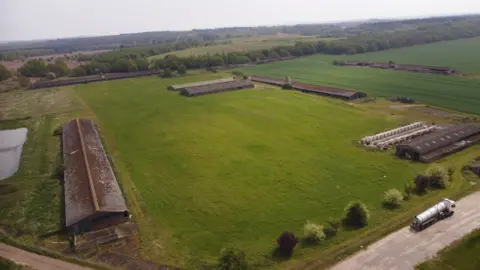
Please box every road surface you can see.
[0,243,91,270]
[330,192,480,270]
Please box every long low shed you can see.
[396,124,480,162]
[168,78,235,91]
[31,71,161,89]
[181,79,254,97]
[249,75,289,86]
[63,118,129,233]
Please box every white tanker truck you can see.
[411,198,455,231]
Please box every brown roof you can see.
[397,124,480,155]
[63,119,127,228]
[293,82,361,99]
[249,75,287,86]
[183,79,254,96]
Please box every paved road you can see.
[330,192,480,270]
[0,243,92,270]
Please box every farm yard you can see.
[0,70,478,268]
[244,51,480,115]
[148,35,326,60]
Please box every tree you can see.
[0,63,12,82]
[207,55,224,67]
[111,59,137,73]
[18,59,47,77]
[343,201,370,228]
[267,51,280,59]
[46,72,56,80]
[217,248,247,270]
[425,164,450,188]
[46,63,68,77]
[70,66,87,77]
[54,59,70,76]
[163,68,172,78]
[415,175,430,194]
[277,232,298,254]
[383,189,404,208]
[177,64,186,75]
[303,221,325,243]
[135,59,150,71]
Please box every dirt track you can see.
[0,243,91,270]
[329,192,480,270]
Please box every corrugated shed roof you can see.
[397,124,480,155]
[293,82,361,99]
[63,119,127,227]
[183,80,253,95]
[170,78,235,90]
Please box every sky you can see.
[1,0,480,41]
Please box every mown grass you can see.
[73,74,479,266]
[244,55,480,115]
[148,35,325,60]
[416,229,480,270]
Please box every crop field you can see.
[331,37,480,74]
[70,73,479,266]
[148,35,325,60]
[244,54,480,115]
[416,229,480,270]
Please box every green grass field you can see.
[332,37,480,74]
[244,54,480,115]
[416,229,480,270]
[148,35,324,60]
[71,74,479,266]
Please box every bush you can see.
[404,181,414,199]
[303,221,325,243]
[218,248,247,270]
[46,72,56,80]
[383,189,404,207]
[232,70,244,77]
[425,164,450,188]
[163,68,172,78]
[18,76,30,87]
[323,224,337,238]
[282,83,293,90]
[327,217,341,229]
[177,64,187,75]
[415,175,430,193]
[70,66,87,77]
[53,126,62,136]
[277,232,298,253]
[343,201,370,228]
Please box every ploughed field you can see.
[72,73,480,266]
[245,52,480,115]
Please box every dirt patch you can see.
[410,106,462,117]
[97,252,130,267]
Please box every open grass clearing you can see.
[148,35,329,60]
[71,73,479,267]
[416,228,480,270]
[244,54,480,115]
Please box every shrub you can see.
[232,70,244,77]
[163,68,172,78]
[327,217,341,229]
[70,66,87,77]
[343,201,370,228]
[282,83,293,90]
[425,164,450,188]
[303,221,325,243]
[177,64,187,75]
[53,126,62,136]
[404,181,414,199]
[18,76,30,87]
[277,232,298,253]
[218,248,247,270]
[383,188,404,207]
[323,224,337,238]
[415,175,430,193]
[46,72,56,80]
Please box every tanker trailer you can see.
[411,198,455,231]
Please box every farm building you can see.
[468,161,480,176]
[249,75,289,86]
[168,78,235,91]
[337,60,456,75]
[293,82,367,100]
[180,79,254,97]
[63,119,129,233]
[396,124,480,162]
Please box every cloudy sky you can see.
[1,0,479,41]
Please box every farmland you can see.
[244,51,480,115]
[330,37,480,74]
[148,35,324,60]
[68,73,479,266]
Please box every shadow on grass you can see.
[271,247,293,262]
